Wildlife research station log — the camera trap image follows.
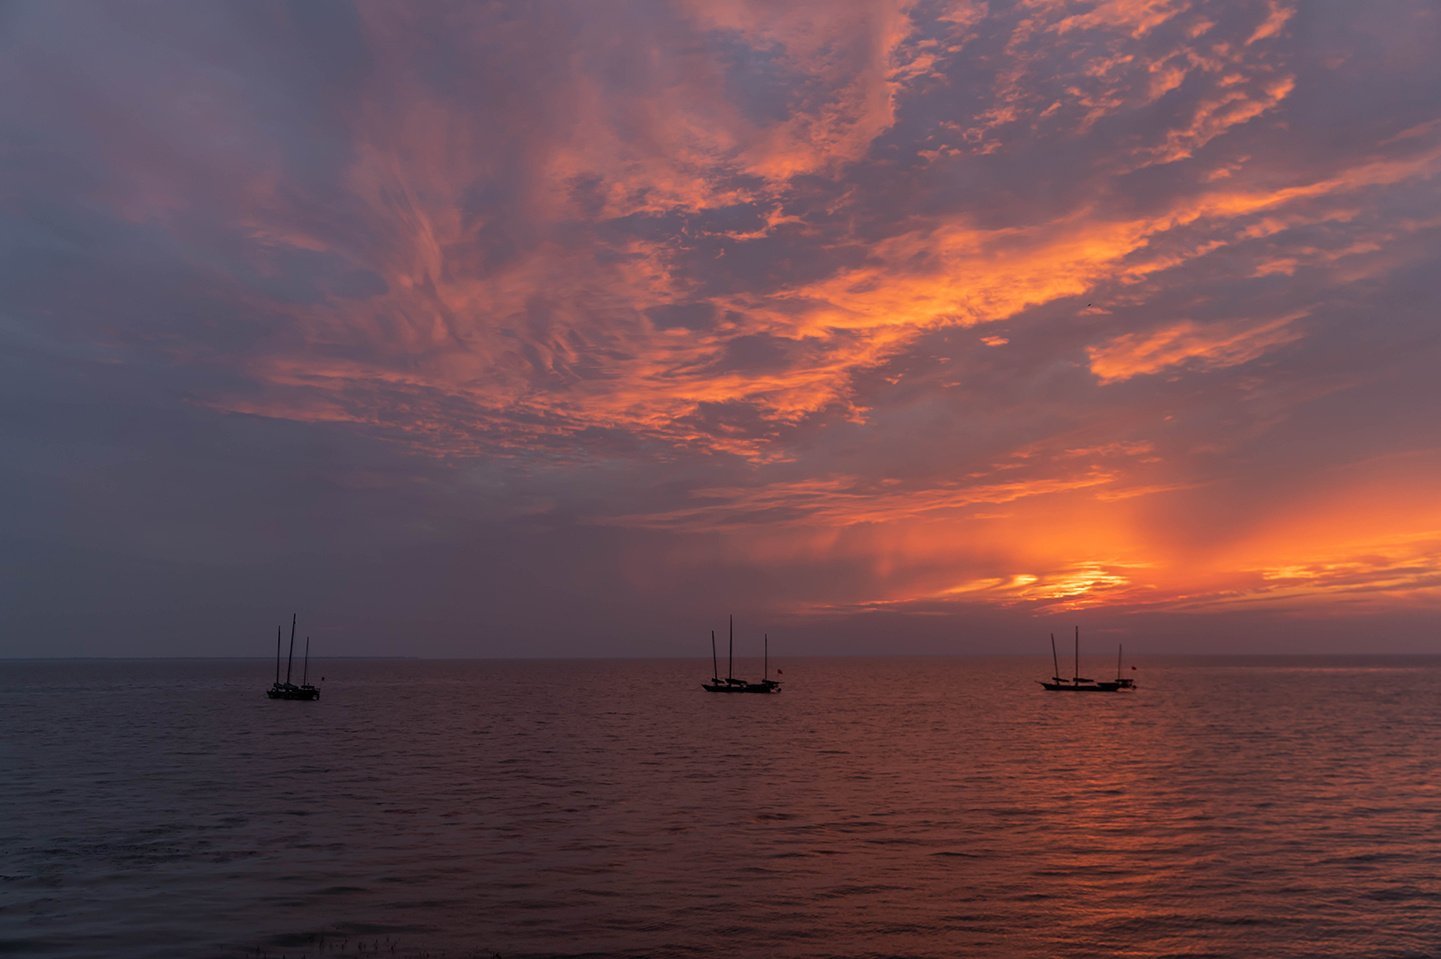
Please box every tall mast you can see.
[1073,625,1079,682]
[764,633,768,680]
[286,613,296,685]
[1050,633,1060,681]
[711,630,719,682]
[1117,643,1122,681]
[275,626,281,685]
[728,614,734,681]
[303,637,310,685]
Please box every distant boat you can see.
[1038,627,1131,692]
[703,616,781,694]
[267,614,320,701]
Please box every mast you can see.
[711,630,719,682]
[764,633,768,680]
[728,614,734,681]
[275,626,281,685]
[1050,633,1060,681]
[1073,625,1079,682]
[1117,643,1123,682]
[303,637,310,686]
[286,613,296,685]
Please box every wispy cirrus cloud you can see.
[1087,312,1305,383]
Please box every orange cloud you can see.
[162,0,1439,476]
[1086,312,1306,384]
[37,0,1440,633]
[11,0,1441,658]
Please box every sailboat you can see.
[266,614,320,700]
[1038,627,1130,692]
[702,616,781,693]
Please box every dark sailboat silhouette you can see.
[266,614,320,700]
[1038,627,1130,692]
[702,616,781,693]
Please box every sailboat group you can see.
[267,613,320,701]
[1039,627,1136,693]
[703,616,781,693]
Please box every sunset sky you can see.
[2,0,1439,657]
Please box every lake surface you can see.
[2,656,1440,958]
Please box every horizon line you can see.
[4,652,1441,663]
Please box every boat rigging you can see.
[266,614,320,701]
[703,616,781,693]
[1038,627,1134,693]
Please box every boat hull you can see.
[266,685,320,700]
[1038,681,1127,692]
[702,682,781,693]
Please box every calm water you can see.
[2,657,1440,958]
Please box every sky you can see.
[2,0,1439,658]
